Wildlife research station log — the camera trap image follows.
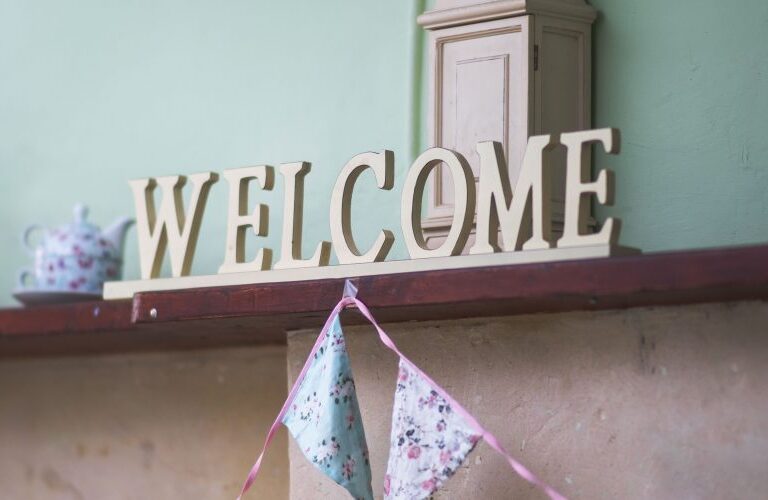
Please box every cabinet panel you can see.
[427,16,532,225]
[454,55,507,177]
[534,16,591,225]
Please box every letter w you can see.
[129,173,218,279]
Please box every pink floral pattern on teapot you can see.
[18,204,133,294]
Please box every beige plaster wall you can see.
[0,346,288,500]
[287,301,768,499]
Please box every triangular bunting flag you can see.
[282,315,374,500]
[383,358,482,499]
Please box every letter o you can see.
[401,148,475,259]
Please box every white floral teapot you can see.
[19,204,134,294]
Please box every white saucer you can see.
[12,288,102,306]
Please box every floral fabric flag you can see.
[282,315,374,500]
[383,358,482,500]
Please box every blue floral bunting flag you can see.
[282,315,374,500]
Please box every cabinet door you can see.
[426,15,533,233]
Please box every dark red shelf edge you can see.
[2,244,768,357]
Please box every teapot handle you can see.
[17,269,35,289]
[22,225,45,255]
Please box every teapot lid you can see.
[73,204,87,221]
[43,204,119,259]
[60,203,100,236]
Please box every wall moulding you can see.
[417,0,597,31]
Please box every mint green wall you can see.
[590,0,768,250]
[1,1,767,307]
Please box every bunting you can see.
[236,295,566,500]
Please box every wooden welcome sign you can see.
[104,128,631,299]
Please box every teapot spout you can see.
[102,216,135,259]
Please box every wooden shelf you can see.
[2,244,768,358]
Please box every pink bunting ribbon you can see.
[237,296,567,500]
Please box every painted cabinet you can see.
[418,0,596,250]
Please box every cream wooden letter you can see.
[273,162,331,270]
[218,166,274,274]
[330,151,395,264]
[129,172,218,279]
[558,128,620,248]
[402,148,475,258]
[470,136,558,255]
